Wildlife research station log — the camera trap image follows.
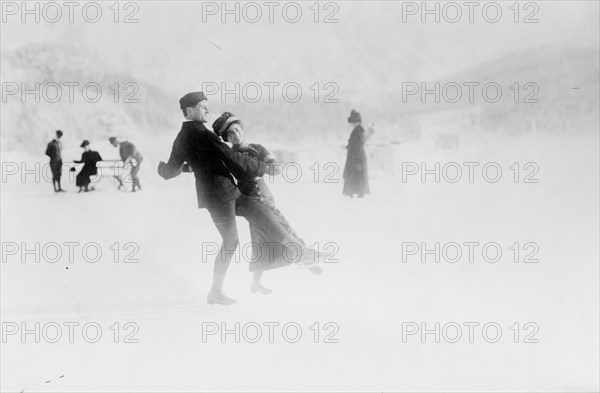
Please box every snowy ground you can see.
[1,133,598,392]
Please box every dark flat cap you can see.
[179,91,207,110]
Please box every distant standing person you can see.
[45,130,64,192]
[343,109,374,198]
[109,137,143,192]
[74,140,103,193]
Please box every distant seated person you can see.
[74,140,102,193]
[109,137,143,192]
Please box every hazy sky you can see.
[2,0,598,97]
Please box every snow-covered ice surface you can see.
[1,134,598,392]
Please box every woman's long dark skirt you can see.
[246,198,310,273]
[75,171,92,187]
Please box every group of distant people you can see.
[45,131,143,193]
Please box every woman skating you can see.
[212,112,322,294]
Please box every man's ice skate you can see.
[251,281,273,295]
[207,290,237,305]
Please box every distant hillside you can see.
[2,43,598,154]
[389,44,599,134]
[0,43,365,153]
[1,43,179,152]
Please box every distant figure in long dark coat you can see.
[109,137,143,192]
[343,109,373,198]
[45,130,64,192]
[74,140,102,193]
